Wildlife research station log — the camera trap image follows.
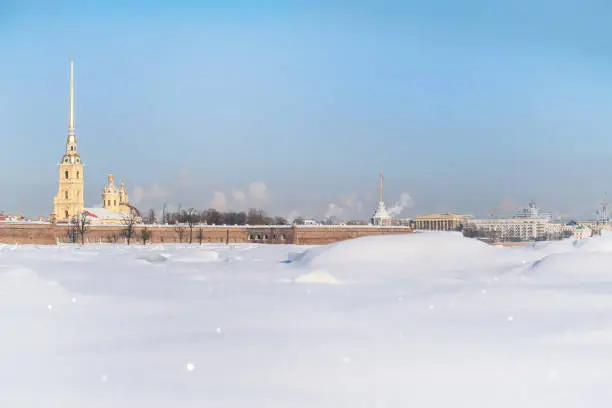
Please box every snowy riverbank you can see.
[2,232,612,407]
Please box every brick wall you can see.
[0,223,411,245]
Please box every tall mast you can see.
[379,169,383,203]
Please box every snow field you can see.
[2,233,612,407]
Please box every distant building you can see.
[370,171,392,226]
[573,226,592,240]
[462,201,563,242]
[465,218,591,242]
[466,218,548,241]
[416,213,472,231]
[393,218,413,227]
[546,221,575,239]
[514,200,552,220]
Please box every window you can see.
[76,171,79,179]
[64,171,69,179]
[107,200,111,206]
[71,146,74,151]
[76,191,80,198]
[114,200,117,206]
[64,191,68,199]
[65,210,69,218]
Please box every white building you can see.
[467,218,549,241]
[573,226,592,240]
[546,221,575,237]
[467,217,594,242]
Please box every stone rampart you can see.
[0,223,411,245]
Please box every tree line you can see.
[65,207,292,246]
[144,208,288,226]
[67,209,146,245]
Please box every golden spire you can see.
[69,58,75,136]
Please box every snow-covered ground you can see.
[2,232,612,407]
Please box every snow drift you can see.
[2,233,612,407]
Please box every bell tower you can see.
[102,174,120,212]
[53,59,85,222]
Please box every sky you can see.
[2,0,612,220]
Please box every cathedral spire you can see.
[64,58,78,156]
[68,58,75,136]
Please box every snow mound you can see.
[1,267,37,279]
[137,252,170,264]
[0,266,72,302]
[299,232,492,270]
[173,250,220,263]
[287,250,309,262]
[293,270,341,285]
[528,251,612,280]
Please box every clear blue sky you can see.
[2,0,612,219]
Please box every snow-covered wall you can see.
[0,223,412,245]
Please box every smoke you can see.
[286,210,300,223]
[131,183,171,205]
[388,192,415,216]
[248,182,268,200]
[324,203,344,219]
[210,191,228,212]
[232,190,246,201]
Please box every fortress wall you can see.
[293,226,411,245]
[0,224,411,245]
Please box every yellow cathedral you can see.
[52,59,84,222]
[52,60,139,225]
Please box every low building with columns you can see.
[415,213,472,231]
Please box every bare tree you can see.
[197,227,205,244]
[146,208,156,224]
[236,211,247,225]
[273,216,287,225]
[203,209,223,225]
[185,208,198,244]
[323,216,338,225]
[67,219,78,243]
[71,211,91,245]
[139,225,152,245]
[247,208,267,225]
[163,208,289,227]
[174,224,186,243]
[106,231,121,244]
[122,210,139,245]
